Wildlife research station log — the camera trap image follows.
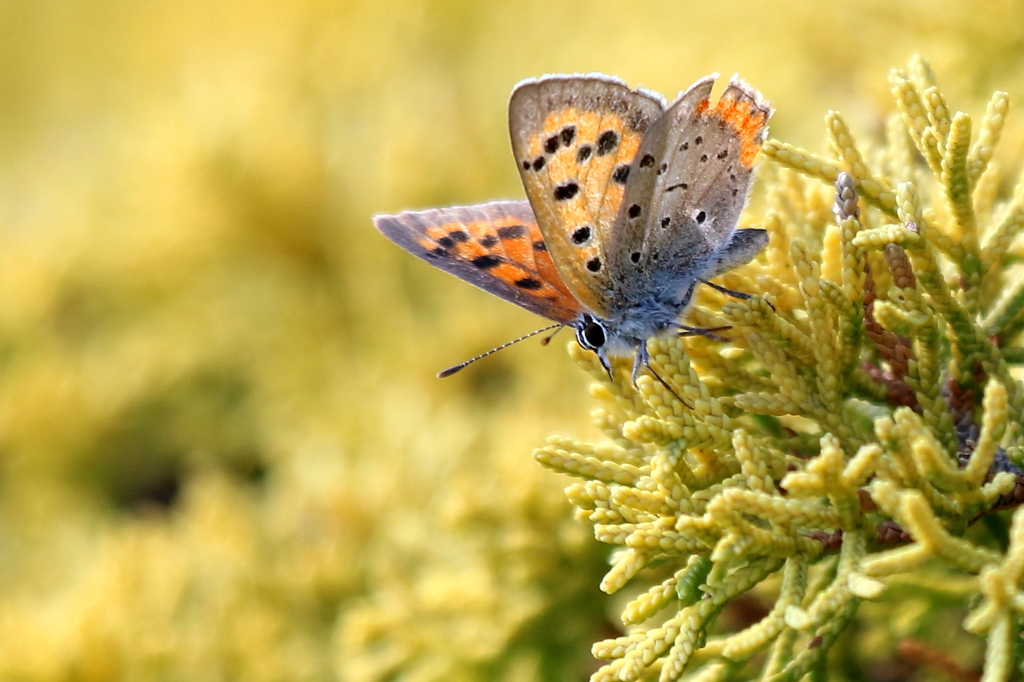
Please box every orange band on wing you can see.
[417,220,576,304]
[710,95,769,167]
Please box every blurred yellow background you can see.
[0,0,1021,680]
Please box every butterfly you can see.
[374,73,772,388]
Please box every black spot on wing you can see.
[586,257,602,272]
[554,182,579,201]
[544,135,559,154]
[666,182,688,192]
[533,240,547,251]
[576,145,592,163]
[532,156,546,171]
[449,231,470,242]
[571,225,592,245]
[479,235,498,248]
[497,224,526,239]
[597,130,619,156]
[627,204,641,219]
[696,211,707,224]
[639,154,656,168]
[471,254,501,269]
[514,277,542,290]
[612,165,630,184]
[560,126,576,147]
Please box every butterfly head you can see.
[572,278,699,378]
[572,312,613,373]
[574,313,606,353]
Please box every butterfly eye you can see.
[576,315,607,350]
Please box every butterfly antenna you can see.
[437,324,563,378]
[539,326,564,346]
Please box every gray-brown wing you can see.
[608,75,772,298]
[373,200,584,324]
[509,74,664,317]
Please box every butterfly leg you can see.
[676,324,731,342]
[633,342,692,409]
[700,279,776,312]
[596,351,615,382]
[700,279,750,300]
[631,343,649,386]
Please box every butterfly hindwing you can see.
[509,75,665,316]
[608,75,772,298]
[373,200,583,324]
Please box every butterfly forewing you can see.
[509,75,665,316]
[373,200,583,324]
[609,75,772,295]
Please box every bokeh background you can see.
[0,0,1022,680]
